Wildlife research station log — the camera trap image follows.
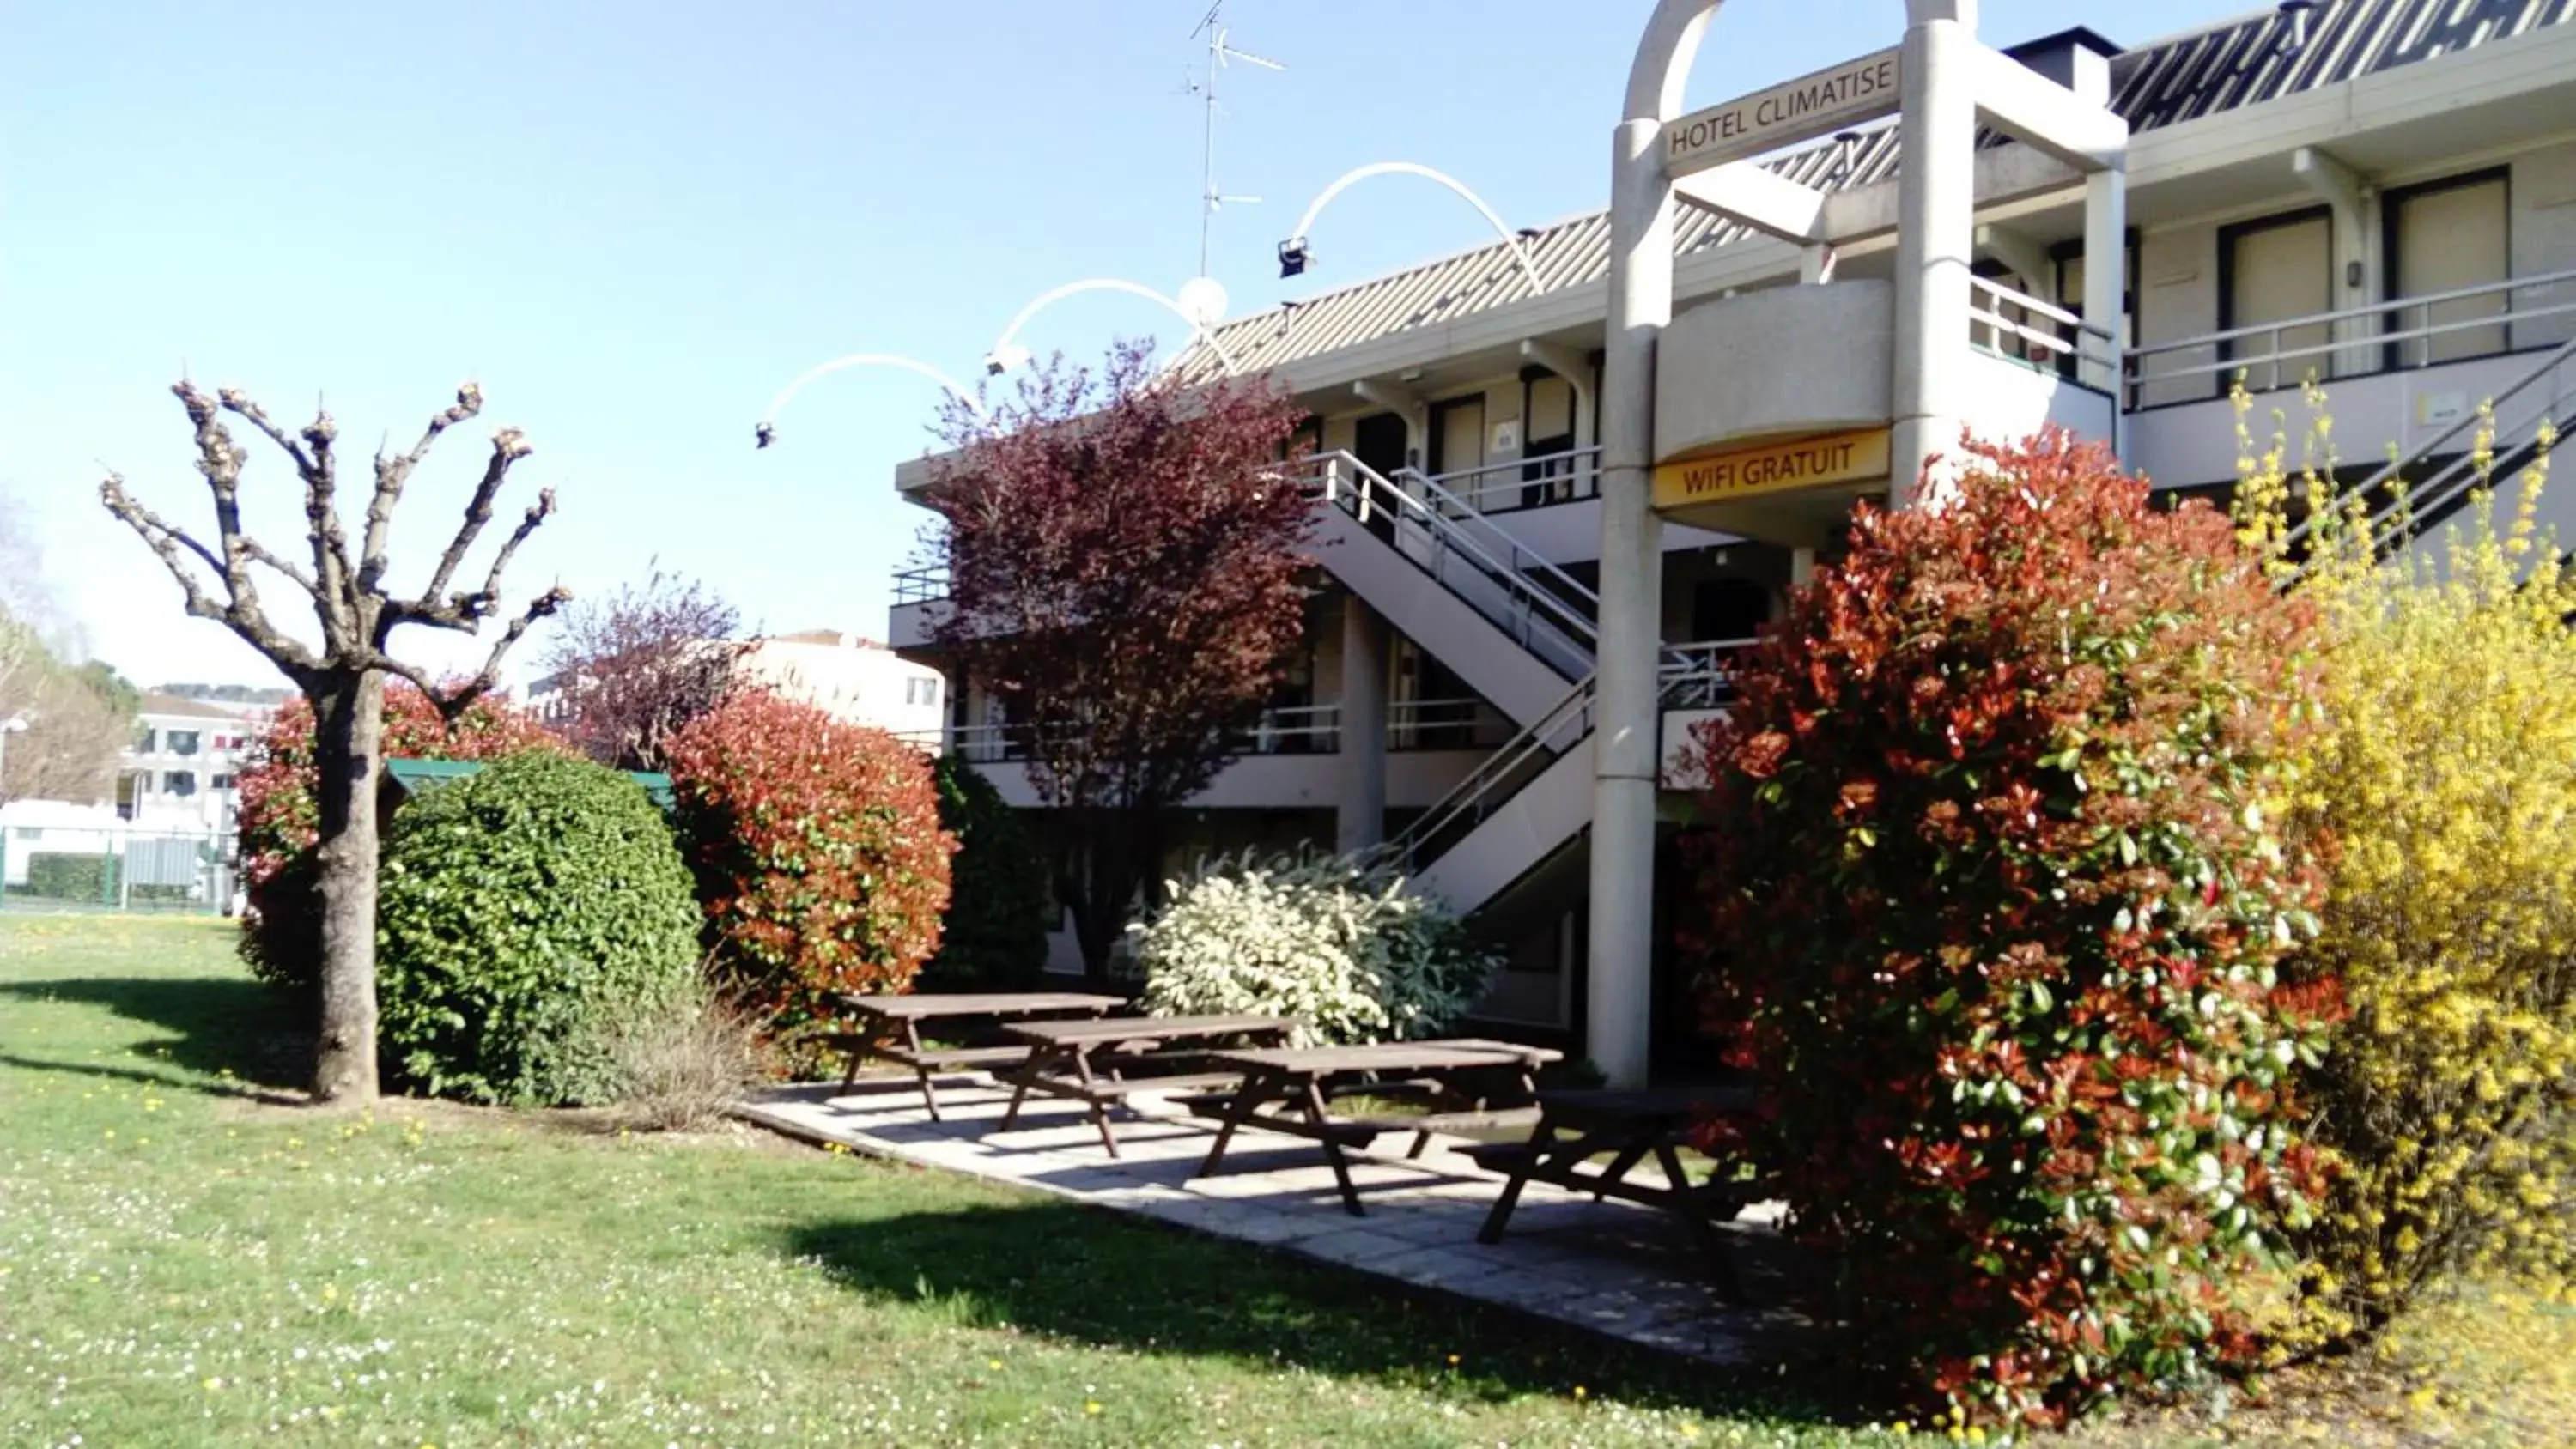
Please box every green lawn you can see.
[7,916,2567,1447]
[0,914,1871,1449]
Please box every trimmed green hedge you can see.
[917,754,1051,992]
[376,751,702,1106]
[21,852,112,902]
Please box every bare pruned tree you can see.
[100,379,569,1104]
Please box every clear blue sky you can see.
[0,0,2255,688]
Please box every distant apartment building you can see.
[524,630,948,742]
[117,692,261,835]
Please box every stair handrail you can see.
[1382,672,1598,874]
[1297,451,1601,666]
[2282,334,2576,571]
[1383,640,1757,876]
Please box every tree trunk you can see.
[309,668,385,1103]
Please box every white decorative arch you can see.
[987,278,1242,376]
[1281,162,1544,294]
[756,353,984,446]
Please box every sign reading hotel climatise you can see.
[1663,47,1901,178]
[1652,428,1892,509]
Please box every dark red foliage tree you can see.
[1686,432,2340,1426]
[664,690,953,1056]
[236,682,566,994]
[926,341,1311,978]
[539,566,745,772]
[103,381,568,1104]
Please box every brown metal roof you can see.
[1178,0,2574,384]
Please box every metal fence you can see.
[0,826,236,915]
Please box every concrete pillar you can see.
[1888,15,1978,509]
[2083,167,2128,421]
[1789,546,1817,588]
[1589,110,1676,1090]
[1335,596,1388,855]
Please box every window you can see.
[905,677,939,707]
[211,773,235,791]
[168,731,200,756]
[162,771,197,797]
[2387,170,2510,366]
[11,827,40,842]
[136,728,158,754]
[2220,207,2335,393]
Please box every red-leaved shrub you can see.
[1688,432,2341,1427]
[236,682,565,991]
[663,690,954,1054]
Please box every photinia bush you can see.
[663,690,954,1056]
[236,682,564,992]
[916,753,1053,993]
[1688,431,2340,1427]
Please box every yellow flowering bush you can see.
[2235,386,2576,1349]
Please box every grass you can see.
[4,915,2569,1447]
[0,914,1869,1448]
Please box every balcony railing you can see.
[1968,275,2118,391]
[892,564,950,606]
[2124,268,2576,408]
[1419,446,1602,515]
[942,703,1345,764]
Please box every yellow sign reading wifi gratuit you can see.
[1652,428,1892,509]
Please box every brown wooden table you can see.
[1467,1086,1766,1287]
[1188,1039,1564,1215]
[994,1013,1294,1156]
[828,991,1125,1119]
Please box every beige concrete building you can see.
[895,0,2576,1076]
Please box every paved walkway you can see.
[734,1075,1812,1366]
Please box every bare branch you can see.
[416,426,531,609]
[99,471,320,682]
[375,584,570,720]
[359,382,482,592]
[218,385,351,635]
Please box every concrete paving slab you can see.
[733,1079,1808,1367]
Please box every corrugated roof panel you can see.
[1174,0,2575,384]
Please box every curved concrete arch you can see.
[988,278,1242,376]
[1284,162,1543,294]
[1586,0,1979,1088]
[756,353,984,446]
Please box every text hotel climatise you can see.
[1664,48,1901,175]
[1651,428,1893,507]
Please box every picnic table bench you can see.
[827,991,1125,1119]
[1466,1085,1769,1287]
[994,1013,1294,1155]
[1188,1039,1564,1215]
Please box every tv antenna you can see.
[1188,1,1284,276]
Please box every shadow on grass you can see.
[0,973,313,1092]
[784,1199,1847,1425]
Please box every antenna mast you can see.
[1188,1,1283,276]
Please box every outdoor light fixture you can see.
[983,278,1242,378]
[754,421,776,449]
[753,353,986,450]
[983,343,1035,377]
[2276,0,2318,54]
[1277,237,1312,278]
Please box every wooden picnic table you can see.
[1188,1039,1565,1216]
[828,991,1125,1119]
[1466,1085,1768,1288]
[994,1013,1294,1156]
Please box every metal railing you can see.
[1383,639,1757,876]
[892,564,950,606]
[942,702,1346,764]
[1419,446,1603,514]
[1297,451,1601,680]
[1386,696,1510,751]
[2125,268,2576,408]
[1968,275,2118,389]
[2283,333,2576,569]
